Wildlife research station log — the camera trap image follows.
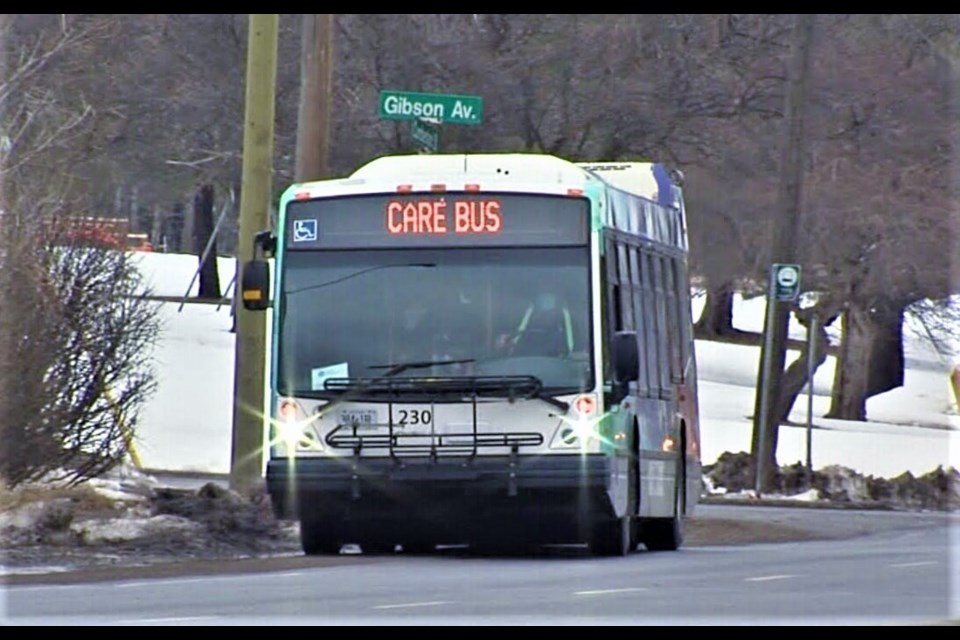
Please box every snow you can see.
[123,252,958,479]
[709,488,822,503]
[0,252,957,576]
[76,514,203,544]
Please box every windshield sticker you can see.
[311,362,349,391]
[293,219,318,242]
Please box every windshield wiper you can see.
[307,359,477,415]
[365,363,570,411]
[529,389,570,413]
[368,358,476,377]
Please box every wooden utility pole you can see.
[752,14,815,493]
[230,14,278,494]
[295,14,334,182]
[0,12,9,214]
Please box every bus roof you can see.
[285,153,606,202]
[283,153,688,251]
[576,162,682,209]
[285,153,681,214]
[349,153,592,186]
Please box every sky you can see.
[130,253,958,480]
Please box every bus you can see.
[240,153,701,557]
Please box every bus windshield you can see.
[277,247,593,397]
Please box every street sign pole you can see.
[755,263,802,495]
[755,268,778,495]
[806,312,818,488]
[411,117,440,153]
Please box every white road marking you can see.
[889,561,937,568]
[373,600,450,610]
[574,587,648,596]
[113,578,210,589]
[744,574,798,582]
[114,615,219,624]
[113,582,155,589]
[114,576,242,589]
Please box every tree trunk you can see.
[694,282,736,336]
[193,183,221,299]
[826,305,872,420]
[827,301,906,420]
[866,303,905,397]
[150,204,164,249]
[165,202,185,253]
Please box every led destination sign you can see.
[286,193,588,249]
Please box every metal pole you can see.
[755,266,778,495]
[178,195,233,312]
[806,313,817,487]
[216,272,237,312]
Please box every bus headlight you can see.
[272,398,323,454]
[549,394,602,449]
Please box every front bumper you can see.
[265,454,612,516]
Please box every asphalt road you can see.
[3,512,956,626]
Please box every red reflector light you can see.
[464,184,480,192]
[567,188,584,197]
[295,191,311,200]
[431,184,446,192]
[396,184,413,193]
[574,395,597,415]
[279,400,298,421]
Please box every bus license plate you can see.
[337,409,378,427]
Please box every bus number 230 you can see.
[395,409,432,426]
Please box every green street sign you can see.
[772,263,802,302]
[379,90,483,125]
[411,118,439,152]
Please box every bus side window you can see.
[628,244,649,397]
[639,249,661,397]
[664,256,683,382]
[651,253,672,398]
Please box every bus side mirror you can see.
[254,230,276,258]
[612,331,639,384]
[241,259,271,311]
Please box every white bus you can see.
[241,153,701,556]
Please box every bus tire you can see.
[642,457,685,552]
[401,540,435,554]
[592,448,638,557]
[592,515,632,557]
[363,543,397,555]
[299,512,343,556]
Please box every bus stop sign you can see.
[772,263,801,302]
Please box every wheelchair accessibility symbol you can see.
[293,219,318,243]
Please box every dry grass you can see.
[684,517,830,546]
[0,482,121,516]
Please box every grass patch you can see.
[0,483,121,516]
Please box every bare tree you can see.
[0,15,160,488]
[797,15,958,420]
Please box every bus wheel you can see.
[299,513,343,556]
[628,454,640,550]
[591,515,632,557]
[362,542,397,555]
[401,540,435,555]
[642,461,685,552]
